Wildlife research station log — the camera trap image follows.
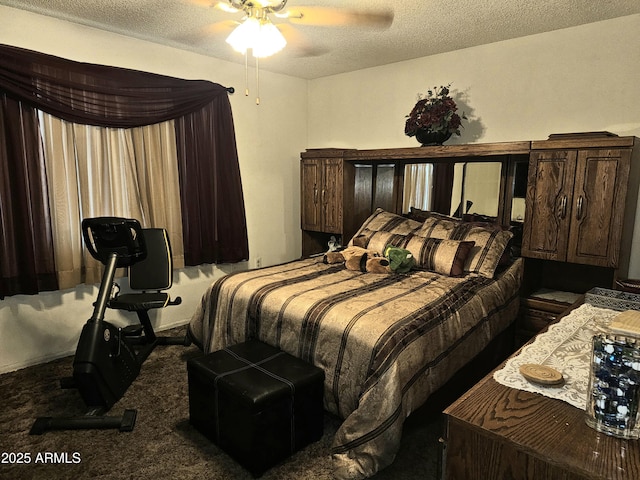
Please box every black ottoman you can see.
[187,340,325,477]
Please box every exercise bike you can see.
[31,217,190,435]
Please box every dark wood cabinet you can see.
[522,146,631,268]
[515,135,639,343]
[300,150,356,257]
[300,157,343,233]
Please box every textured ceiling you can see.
[2,0,639,79]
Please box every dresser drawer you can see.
[519,307,558,332]
[517,296,570,344]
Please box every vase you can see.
[415,129,452,146]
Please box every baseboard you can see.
[0,319,191,376]
[0,348,77,376]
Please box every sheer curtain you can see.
[403,163,433,212]
[129,122,184,268]
[402,162,455,216]
[39,112,184,288]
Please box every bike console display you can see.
[82,217,146,268]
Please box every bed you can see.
[188,209,523,479]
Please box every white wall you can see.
[0,6,308,373]
[308,15,640,149]
[308,14,640,273]
[2,8,640,373]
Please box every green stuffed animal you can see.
[383,245,415,273]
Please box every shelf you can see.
[343,141,531,162]
[527,288,582,306]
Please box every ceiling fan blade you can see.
[203,19,240,35]
[282,7,393,29]
[182,0,215,7]
[276,24,330,57]
[215,1,242,13]
[173,19,239,44]
[182,0,239,13]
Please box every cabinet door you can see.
[321,158,343,234]
[521,150,576,261]
[301,159,322,231]
[567,149,631,267]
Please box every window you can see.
[0,44,248,298]
[39,113,184,288]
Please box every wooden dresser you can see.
[443,302,640,480]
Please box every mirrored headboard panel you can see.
[345,142,530,229]
[300,142,531,256]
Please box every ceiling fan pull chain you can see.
[255,56,260,105]
[244,50,249,97]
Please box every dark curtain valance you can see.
[0,44,248,297]
[0,44,232,127]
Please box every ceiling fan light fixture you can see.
[225,15,260,53]
[252,20,286,57]
[226,13,286,58]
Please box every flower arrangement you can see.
[404,84,465,138]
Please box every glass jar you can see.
[585,333,640,439]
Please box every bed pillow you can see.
[404,207,457,223]
[454,226,512,278]
[417,217,513,278]
[462,213,500,224]
[459,219,513,267]
[403,235,475,277]
[349,208,422,247]
[415,215,459,239]
[352,228,408,255]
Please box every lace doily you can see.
[493,303,620,410]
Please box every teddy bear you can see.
[323,245,391,274]
[324,233,416,274]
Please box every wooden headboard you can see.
[300,141,530,256]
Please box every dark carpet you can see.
[0,326,445,480]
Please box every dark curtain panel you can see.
[0,44,248,295]
[0,95,58,298]
[176,101,249,264]
[431,163,455,215]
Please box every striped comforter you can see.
[188,257,523,479]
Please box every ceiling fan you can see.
[189,0,393,103]
[190,0,394,58]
